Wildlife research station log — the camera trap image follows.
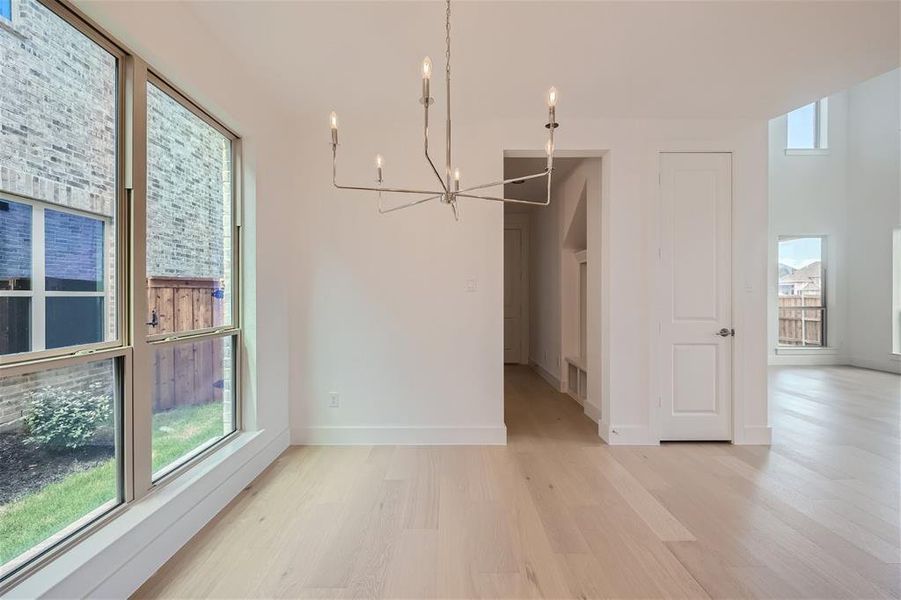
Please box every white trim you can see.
[503,150,610,444]
[769,353,844,366]
[292,425,507,446]
[734,425,772,445]
[774,346,839,355]
[608,425,658,446]
[6,428,289,599]
[583,401,602,424]
[848,357,901,375]
[784,149,830,156]
[529,360,562,392]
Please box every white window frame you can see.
[785,97,829,153]
[776,235,828,349]
[892,228,901,356]
[0,195,114,354]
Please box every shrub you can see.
[24,381,113,450]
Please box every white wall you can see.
[525,193,561,380]
[290,115,770,447]
[846,70,901,373]
[768,69,901,373]
[9,2,298,597]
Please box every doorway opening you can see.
[502,154,604,439]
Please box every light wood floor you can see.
[136,365,900,599]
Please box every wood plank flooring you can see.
[135,365,900,599]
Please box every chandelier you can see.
[329,0,559,220]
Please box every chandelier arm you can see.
[378,193,442,214]
[456,192,551,207]
[457,168,550,195]
[333,147,443,196]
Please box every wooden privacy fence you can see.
[778,295,824,347]
[147,277,226,412]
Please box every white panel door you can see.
[504,227,523,364]
[658,153,732,441]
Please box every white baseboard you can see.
[583,402,602,424]
[10,427,291,599]
[768,353,844,366]
[734,425,772,445]
[597,420,611,443]
[529,360,561,392]
[292,425,507,446]
[607,425,658,446]
[848,357,901,375]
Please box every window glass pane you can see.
[0,0,117,211]
[777,237,824,347]
[146,83,233,336]
[0,0,11,21]
[46,297,103,349]
[45,210,105,292]
[0,297,31,355]
[786,102,816,149]
[151,335,235,479]
[0,358,121,579]
[0,199,32,291]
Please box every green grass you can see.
[0,401,226,566]
[151,401,226,474]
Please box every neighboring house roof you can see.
[779,261,821,285]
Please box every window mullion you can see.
[127,55,153,501]
[32,206,46,352]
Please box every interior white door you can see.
[658,153,733,440]
[504,227,523,364]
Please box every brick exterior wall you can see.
[0,0,233,431]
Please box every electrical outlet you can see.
[465,278,478,292]
[328,392,340,408]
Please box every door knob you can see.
[716,328,734,337]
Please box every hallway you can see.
[137,366,899,599]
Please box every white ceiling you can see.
[186,1,899,124]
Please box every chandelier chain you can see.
[445,0,451,82]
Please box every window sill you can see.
[775,346,838,356]
[4,428,285,599]
[784,148,829,156]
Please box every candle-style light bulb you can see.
[376,154,383,183]
[453,168,461,191]
[547,87,558,108]
[421,57,433,103]
[330,111,338,145]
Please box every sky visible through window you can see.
[786,102,816,149]
[779,237,821,269]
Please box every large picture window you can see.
[0,0,241,586]
[146,79,237,479]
